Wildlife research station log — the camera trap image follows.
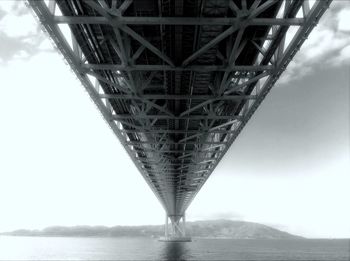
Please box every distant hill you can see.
[1,220,302,239]
[187,220,302,239]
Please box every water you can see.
[0,236,349,260]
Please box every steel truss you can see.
[28,0,331,226]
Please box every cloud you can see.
[0,1,54,64]
[208,211,244,220]
[188,211,244,221]
[0,1,15,13]
[0,32,54,65]
[338,8,350,32]
[0,7,37,37]
[278,2,350,85]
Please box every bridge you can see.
[28,0,331,241]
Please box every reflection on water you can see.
[161,242,190,260]
[0,236,348,260]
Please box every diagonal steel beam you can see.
[118,25,175,67]
[86,71,131,94]
[181,24,241,67]
[85,1,175,67]
[224,71,270,95]
[218,27,246,95]
[181,0,280,67]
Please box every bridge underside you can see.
[28,0,331,228]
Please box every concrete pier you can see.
[159,213,191,242]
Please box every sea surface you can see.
[0,236,349,260]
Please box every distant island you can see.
[0,220,303,239]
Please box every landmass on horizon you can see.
[1,220,303,239]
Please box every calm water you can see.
[0,236,349,260]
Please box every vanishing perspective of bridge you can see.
[28,0,331,241]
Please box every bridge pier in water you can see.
[159,214,191,242]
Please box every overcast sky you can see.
[0,1,349,238]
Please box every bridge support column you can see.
[159,213,191,242]
[165,213,169,237]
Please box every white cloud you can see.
[0,1,38,37]
[328,44,350,66]
[302,29,347,60]
[0,1,17,13]
[278,4,350,85]
[0,12,37,38]
[0,1,54,64]
[340,45,350,60]
[338,9,350,32]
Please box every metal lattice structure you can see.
[28,0,331,239]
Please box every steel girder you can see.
[27,0,332,220]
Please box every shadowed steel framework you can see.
[27,0,331,240]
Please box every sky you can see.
[0,1,349,239]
